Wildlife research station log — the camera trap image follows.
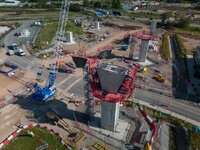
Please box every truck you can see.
[0,62,18,76]
[117,45,129,51]
[95,9,109,17]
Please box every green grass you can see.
[32,21,58,53]
[3,126,65,150]
[174,27,200,37]
[66,21,83,35]
[32,20,83,53]
[37,51,54,59]
[0,8,94,21]
[0,8,60,13]
[161,32,171,60]
[174,34,187,58]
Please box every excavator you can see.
[152,74,165,83]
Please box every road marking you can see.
[57,75,72,87]
[8,60,25,69]
[66,78,82,91]
[3,115,11,120]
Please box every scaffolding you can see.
[83,59,98,121]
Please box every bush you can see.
[176,17,190,28]
[94,1,102,8]
[69,3,81,12]
[112,0,121,9]
[161,32,170,60]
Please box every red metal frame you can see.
[124,31,157,41]
[87,59,139,103]
[97,45,114,51]
[133,31,157,40]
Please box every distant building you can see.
[0,0,20,7]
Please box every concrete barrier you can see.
[0,123,70,149]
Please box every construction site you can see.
[0,0,200,150]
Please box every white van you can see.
[18,48,26,56]
[7,50,14,55]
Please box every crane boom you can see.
[45,0,70,88]
[32,0,70,103]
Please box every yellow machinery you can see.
[138,66,148,73]
[93,143,110,150]
[46,110,84,143]
[152,75,165,82]
[144,143,151,150]
[143,67,148,73]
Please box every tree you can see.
[161,13,170,24]
[83,0,90,8]
[69,3,81,12]
[177,17,190,28]
[90,0,95,8]
[112,0,121,9]
[94,1,101,8]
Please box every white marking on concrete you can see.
[168,36,172,58]
[66,78,82,91]
[3,115,11,120]
[57,75,72,87]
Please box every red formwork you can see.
[97,45,114,51]
[87,59,139,103]
[124,32,131,39]
[124,31,157,41]
[133,31,157,40]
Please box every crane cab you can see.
[32,85,57,104]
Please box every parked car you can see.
[112,10,122,16]
[14,32,20,36]
[7,50,14,55]
[17,48,26,56]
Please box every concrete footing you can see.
[90,112,130,141]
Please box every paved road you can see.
[134,89,200,122]
[5,55,36,69]
[4,20,40,49]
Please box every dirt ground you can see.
[182,36,200,51]
[0,51,35,98]
[0,50,6,60]
[61,18,148,56]
[0,70,35,98]
[0,26,10,35]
